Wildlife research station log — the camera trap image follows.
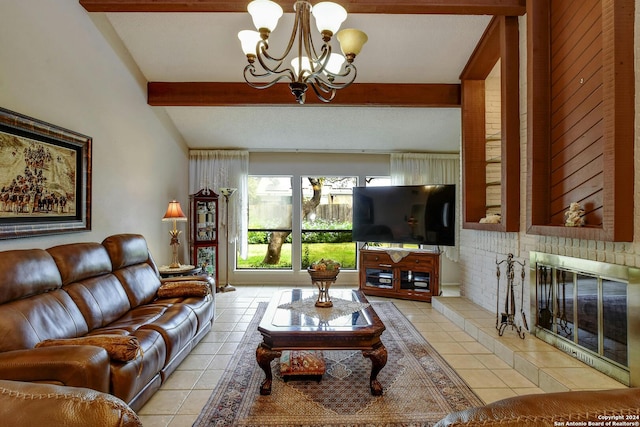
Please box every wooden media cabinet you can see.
[359,248,440,302]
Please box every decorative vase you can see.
[307,268,339,307]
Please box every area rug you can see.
[194,301,483,427]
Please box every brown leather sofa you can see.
[0,379,142,427]
[434,387,640,426]
[0,233,214,412]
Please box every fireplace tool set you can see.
[496,253,527,339]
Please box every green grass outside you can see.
[236,242,358,269]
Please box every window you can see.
[238,176,292,269]
[301,177,357,269]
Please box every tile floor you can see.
[137,284,627,427]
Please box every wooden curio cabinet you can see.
[189,188,219,281]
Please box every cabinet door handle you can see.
[379,264,392,268]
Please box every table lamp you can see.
[162,200,187,268]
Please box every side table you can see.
[158,264,202,278]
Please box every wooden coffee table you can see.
[256,288,387,396]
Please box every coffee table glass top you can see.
[262,289,376,330]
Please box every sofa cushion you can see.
[0,290,89,352]
[64,274,132,330]
[157,281,210,298]
[102,234,151,270]
[47,243,112,285]
[113,264,162,308]
[0,249,62,304]
[36,334,141,362]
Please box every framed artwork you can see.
[0,107,92,239]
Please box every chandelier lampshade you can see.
[238,0,367,104]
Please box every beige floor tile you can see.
[161,370,203,390]
[448,330,476,342]
[542,367,628,390]
[441,354,486,369]
[455,369,508,388]
[474,354,512,370]
[461,341,493,354]
[168,414,200,427]
[138,390,190,415]
[191,341,224,355]
[493,369,537,388]
[194,369,224,389]
[420,331,454,342]
[177,389,213,414]
[472,387,517,404]
[176,354,215,371]
[512,387,545,395]
[429,341,470,355]
[137,414,173,427]
[216,341,240,355]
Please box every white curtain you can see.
[189,150,249,258]
[390,153,460,262]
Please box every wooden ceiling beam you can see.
[147,82,461,107]
[80,0,526,15]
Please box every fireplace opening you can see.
[530,252,639,386]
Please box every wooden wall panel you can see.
[527,0,634,241]
[549,0,603,227]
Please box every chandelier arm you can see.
[308,81,336,103]
[243,64,295,87]
[322,64,358,87]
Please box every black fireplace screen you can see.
[535,264,627,367]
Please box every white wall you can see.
[458,12,640,323]
[0,1,188,261]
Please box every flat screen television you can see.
[352,184,456,246]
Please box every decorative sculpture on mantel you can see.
[496,253,527,339]
[564,202,585,227]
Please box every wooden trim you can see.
[461,79,487,225]
[147,82,461,107]
[80,0,526,15]
[461,16,520,232]
[500,16,520,232]
[526,0,551,231]
[459,17,501,80]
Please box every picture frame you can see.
[0,107,92,239]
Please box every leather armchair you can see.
[0,379,142,427]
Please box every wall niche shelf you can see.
[526,0,634,242]
[461,16,520,232]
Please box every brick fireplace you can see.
[529,252,640,386]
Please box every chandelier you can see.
[238,0,368,104]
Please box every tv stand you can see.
[359,248,440,302]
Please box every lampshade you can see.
[219,187,237,197]
[324,52,346,74]
[337,28,368,58]
[238,30,262,56]
[312,2,347,35]
[247,0,283,33]
[291,56,312,77]
[162,200,187,222]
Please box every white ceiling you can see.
[103,11,493,153]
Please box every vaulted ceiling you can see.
[80,0,525,153]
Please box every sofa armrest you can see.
[0,379,141,427]
[435,388,640,427]
[0,346,110,393]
